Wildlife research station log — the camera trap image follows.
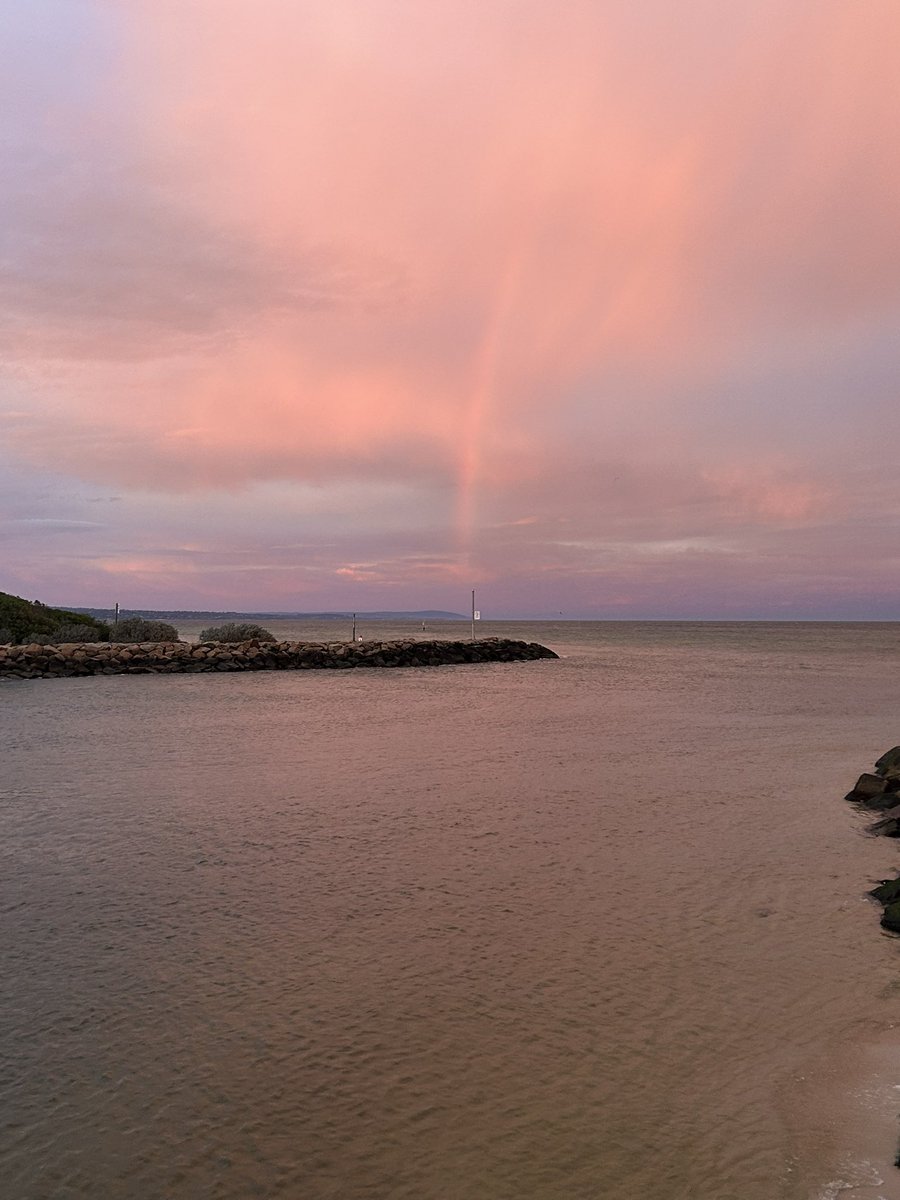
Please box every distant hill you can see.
[72,608,467,621]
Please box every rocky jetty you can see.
[0,636,558,681]
[845,745,900,931]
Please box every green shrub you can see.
[0,591,110,644]
[112,616,181,642]
[33,623,108,644]
[199,621,276,643]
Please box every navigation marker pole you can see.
[471,590,475,641]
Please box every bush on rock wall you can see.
[112,616,181,643]
[32,622,108,645]
[199,622,276,643]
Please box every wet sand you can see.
[786,1023,900,1199]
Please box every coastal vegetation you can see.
[199,621,276,643]
[0,590,110,645]
[0,592,187,646]
[111,616,181,642]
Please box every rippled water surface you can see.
[4,621,900,1199]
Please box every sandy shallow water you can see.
[3,619,900,1199]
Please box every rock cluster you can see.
[0,636,558,681]
[845,746,900,931]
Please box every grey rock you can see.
[859,789,900,811]
[871,878,900,905]
[846,772,888,802]
[869,806,900,836]
[875,746,900,776]
[882,900,900,932]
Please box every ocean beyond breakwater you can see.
[0,635,557,680]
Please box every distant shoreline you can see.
[71,608,469,622]
[69,611,900,624]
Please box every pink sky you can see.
[2,0,899,617]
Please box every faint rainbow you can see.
[454,246,526,563]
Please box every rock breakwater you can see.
[845,746,900,932]
[841,748,900,1172]
[0,636,558,681]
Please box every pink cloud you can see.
[3,1,900,614]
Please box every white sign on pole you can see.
[474,611,481,620]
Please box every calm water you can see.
[3,621,900,1200]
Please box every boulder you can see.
[869,806,900,836]
[871,878,900,905]
[875,747,900,777]
[858,789,900,812]
[846,773,888,802]
[881,901,900,932]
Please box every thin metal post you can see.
[114,602,119,626]
[352,612,357,641]
[471,589,475,641]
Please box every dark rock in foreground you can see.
[857,790,900,812]
[0,636,558,681]
[871,878,900,905]
[869,808,900,837]
[882,901,900,933]
[875,746,900,778]
[846,746,900,946]
[845,752,900,822]
[845,772,894,804]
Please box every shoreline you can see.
[784,1024,900,1199]
[0,635,558,681]
[816,747,900,1197]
